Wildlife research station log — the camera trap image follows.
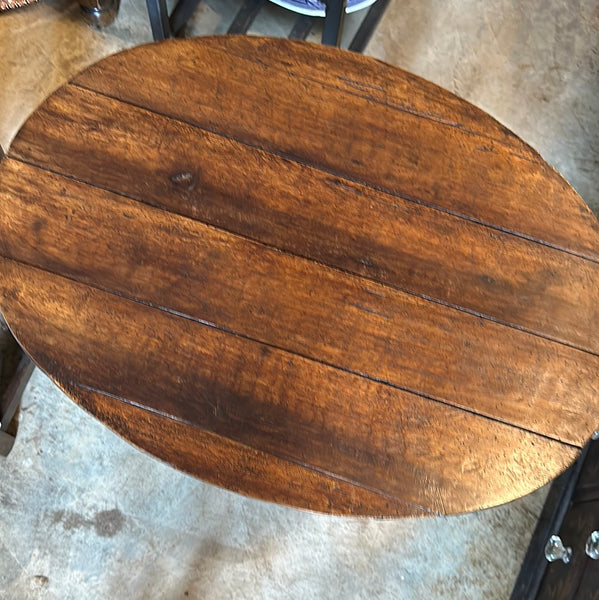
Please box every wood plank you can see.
[0,162,598,446]
[211,37,527,150]
[7,88,599,353]
[73,386,428,517]
[95,36,536,156]
[61,37,599,260]
[576,548,599,600]
[0,259,579,514]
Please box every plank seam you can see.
[101,37,537,158]
[5,154,599,360]
[62,82,599,265]
[0,254,586,449]
[67,380,439,516]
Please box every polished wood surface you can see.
[0,36,597,516]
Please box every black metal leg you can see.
[348,0,391,52]
[146,0,172,40]
[0,319,34,457]
[0,355,34,456]
[227,0,265,34]
[322,0,346,46]
[169,0,203,36]
[289,14,314,40]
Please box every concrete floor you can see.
[0,1,597,598]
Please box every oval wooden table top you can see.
[1,36,598,517]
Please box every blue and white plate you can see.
[268,0,377,18]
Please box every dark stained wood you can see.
[576,556,599,600]
[536,499,599,599]
[65,37,599,261]
[512,438,599,599]
[510,450,589,600]
[0,36,597,516]
[1,159,598,446]
[74,385,427,517]
[0,259,579,514]
[7,86,599,355]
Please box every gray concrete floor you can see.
[0,1,597,598]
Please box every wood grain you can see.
[1,159,598,446]
[8,86,599,355]
[67,37,599,261]
[0,36,597,515]
[73,385,429,518]
[0,259,578,514]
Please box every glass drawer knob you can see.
[545,535,572,564]
[586,531,599,560]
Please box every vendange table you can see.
[1,36,598,517]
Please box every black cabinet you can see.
[512,437,599,599]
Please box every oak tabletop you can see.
[1,36,598,517]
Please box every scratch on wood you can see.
[349,302,391,320]
[436,486,447,515]
[358,258,376,269]
[364,288,385,298]
[337,75,385,94]
[327,178,363,196]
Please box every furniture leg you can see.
[347,0,391,52]
[322,0,346,46]
[227,0,265,34]
[79,0,120,27]
[0,329,34,456]
[169,0,203,36]
[289,14,314,40]
[146,0,172,40]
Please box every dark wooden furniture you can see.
[511,436,599,599]
[1,36,598,517]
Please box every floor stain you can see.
[30,575,50,590]
[52,508,125,538]
[93,509,126,537]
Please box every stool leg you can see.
[0,321,34,457]
[322,0,346,46]
[0,150,33,456]
[146,0,172,40]
[0,356,34,456]
[169,0,203,36]
[289,14,314,40]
